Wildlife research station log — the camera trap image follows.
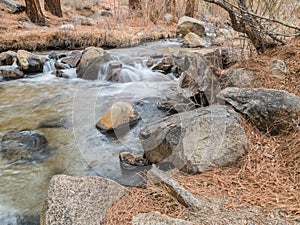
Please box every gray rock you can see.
[217,87,300,134]
[80,17,96,26]
[16,50,44,73]
[0,65,24,80]
[61,50,82,68]
[177,51,220,105]
[36,116,71,129]
[270,59,288,79]
[177,16,206,37]
[0,130,49,163]
[183,32,211,48]
[0,51,17,66]
[54,62,71,70]
[132,211,194,225]
[104,61,123,81]
[221,68,256,88]
[156,91,196,114]
[147,166,211,210]
[40,175,125,225]
[76,47,112,80]
[140,105,248,174]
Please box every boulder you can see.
[220,68,256,88]
[217,87,300,134]
[140,105,248,174]
[0,65,24,80]
[183,32,211,48]
[0,130,49,163]
[40,175,125,225]
[16,50,44,73]
[76,47,112,80]
[270,59,288,79]
[0,50,16,66]
[178,52,220,105]
[61,50,82,68]
[96,102,141,133]
[119,152,150,166]
[177,16,206,37]
[132,211,194,225]
[152,57,173,74]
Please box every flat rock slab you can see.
[41,175,125,225]
[217,87,300,134]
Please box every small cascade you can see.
[98,61,172,83]
[43,59,56,74]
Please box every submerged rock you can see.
[0,130,49,163]
[140,105,248,174]
[119,152,150,166]
[177,16,206,37]
[96,102,141,133]
[0,65,24,80]
[76,47,112,80]
[217,87,300,134]
[40,175,125,225]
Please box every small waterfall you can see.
[98,61,172,83]
[43,59,56,74]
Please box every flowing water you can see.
[0,40,185,224]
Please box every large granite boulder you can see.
[140,105,248,174]
[96,102,141,133]
[0,65,24,80]
[177,51,220,105]
[16,50,44,73]
[76,47,112,80]
[177,16,206,37]
[217,87,300,134]
[132,211,194,225]
[40,175,125,225]
[0,130,49,163]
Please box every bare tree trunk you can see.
[185,0,195,17]
[25,0,45,25]
[129,0,142,11]
[166,0,176,18]
[45,0,62,18]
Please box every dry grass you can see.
[103,185,186,225]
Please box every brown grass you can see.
[103,186,186,225]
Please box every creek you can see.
[0,40,188,224]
